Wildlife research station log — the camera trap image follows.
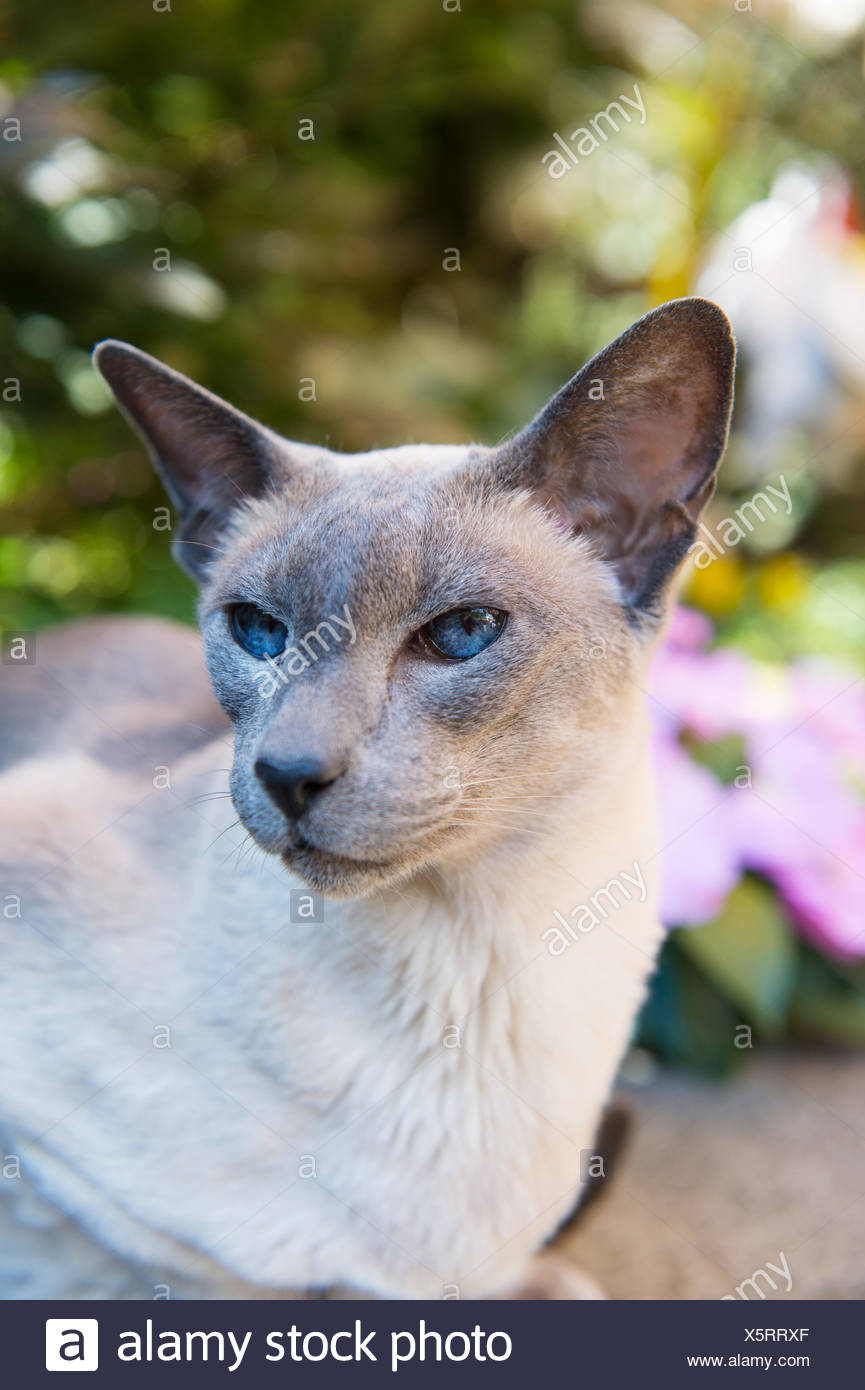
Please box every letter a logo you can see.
[45,1319,99,1371]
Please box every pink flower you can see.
[652,732,742,926]
[651,609,865,958]
[651,643,752,740]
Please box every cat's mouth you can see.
[283,832,396,874]
[276,826,438,897]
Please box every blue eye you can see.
[229,603,288,659]
[417,607,507,661]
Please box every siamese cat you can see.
[0,299,734,1299]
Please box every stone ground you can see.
[559,1048,865,1300]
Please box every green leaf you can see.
[675,878,797,1036]
[636,940,745,1078]
[789,952,865,1047]
[681,731,748,786]
[789,991,865,1047]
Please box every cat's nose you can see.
[254,755,341,820]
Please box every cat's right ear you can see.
[490,298,735,623]
[93,341,286,580]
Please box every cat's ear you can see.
[93,341,286,579]
[495,298,735,620]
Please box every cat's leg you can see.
[495,1100,630,1299]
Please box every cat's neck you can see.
[190,706,660,1029]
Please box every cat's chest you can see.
[0,763,657,1295]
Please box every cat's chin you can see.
[277,840,427,899]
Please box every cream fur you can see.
[0,634,660,1299]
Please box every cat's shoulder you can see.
[0,614,228,773]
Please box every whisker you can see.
[222,832,255,870]
[461,795,561,806]
[455,807,612,853]
[459,774,563,788]
[202,818,242,854]
[185,792,233,807]
[446,820,549,839]
[232,835,262,873]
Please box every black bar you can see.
[9,1298,854,1387]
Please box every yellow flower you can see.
[685,552,747,616]
[757,554,810,612]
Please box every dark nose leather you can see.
[254,756,340,820]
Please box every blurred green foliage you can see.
[643,905,865,1076]
[2,0,865,645]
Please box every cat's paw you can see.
[499,1252,606,1300]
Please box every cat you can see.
[0,298,734,1299]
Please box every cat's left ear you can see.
[93,341,287,579]
[494,298,735,620]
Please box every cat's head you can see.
[94,299,734,897]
